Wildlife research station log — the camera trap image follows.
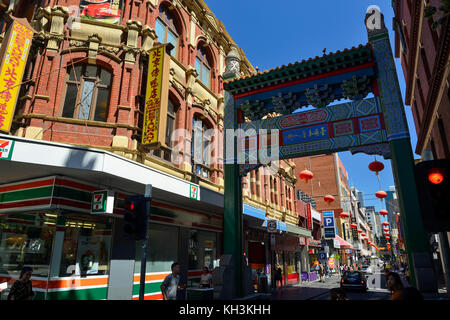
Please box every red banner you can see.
[306,204,312,230]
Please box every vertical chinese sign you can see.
[0,18,34,133]
[142,45,169,147]
[306,204,313,230]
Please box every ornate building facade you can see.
[0,0,307,299]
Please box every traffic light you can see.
[123,195,149,240]
[414,159,450,232]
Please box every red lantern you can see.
[376,191,387,200]
[350,223,357,229]
[357,229,362,233]
[340,212,349,218]
[382,221,389,226]
[299,170,313,182]
[385,236,390,240]
[383,227,389,231]
[324,195,335,205]
[379,209,388,216]
[369,160,384,175]
[384,232,390,236]
[364,237,369,241]
[361,233,366,237]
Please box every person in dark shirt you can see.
[8,267,34,300]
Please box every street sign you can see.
[91,190,114,214]
[267,219,277,233]
[318,252,327,260]
[323,211,336,239]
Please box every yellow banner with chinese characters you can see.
[0,19,34,133]
[142,45,169,146]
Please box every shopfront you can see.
[243,203,271,292]
[0,136,224,300]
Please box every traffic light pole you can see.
[389,139,437,291]
[139,184,152,300]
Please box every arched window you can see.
[192,116,212,179]
[152,97,178,162]
[61,64,112,122]
[195,45,212,88]
[155,5,180,57]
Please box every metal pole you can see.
[139,184,152,300]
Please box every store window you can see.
[188,229,217,271]
[57,214,112,277]
[0,212,56,278]
[61,64,112,122]
[287,252,297,283]
[134,223,178,274]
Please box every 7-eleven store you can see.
[0,135,223,300]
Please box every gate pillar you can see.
[366,9,437,292]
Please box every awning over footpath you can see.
[335,235,354,249]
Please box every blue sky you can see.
[207,0,419,212]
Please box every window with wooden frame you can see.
[192,116,213,179]
[152,98,178,162]
[195,45,212,88]
[61,64,112,122]
[154,5,179,57]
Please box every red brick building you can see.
[392,0,449,159]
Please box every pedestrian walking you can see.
[275,265,283,288]
[319,264,325,282]
[199,267,213,288]
[161,262,185,300]
[7,267,34,300]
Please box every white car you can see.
[361,265,374,274]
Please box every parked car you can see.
[361,265,374,275]
[340,271,367,292]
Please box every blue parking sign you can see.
[323,211,335,228]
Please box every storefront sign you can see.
[308,248,314,254]
[328,257,335,269]
[189,184,199,200]
[267,219,277,233]
[142,45,170,148]
[299,237,306,246]
[91,190,114,214]
[0,138,14,160]
[0,18,34,133]
[333,238,341,249]
[79,0,123,25]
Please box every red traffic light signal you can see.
[414,159,450,232]
[123,195,149,240]
[428,168,445,185]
